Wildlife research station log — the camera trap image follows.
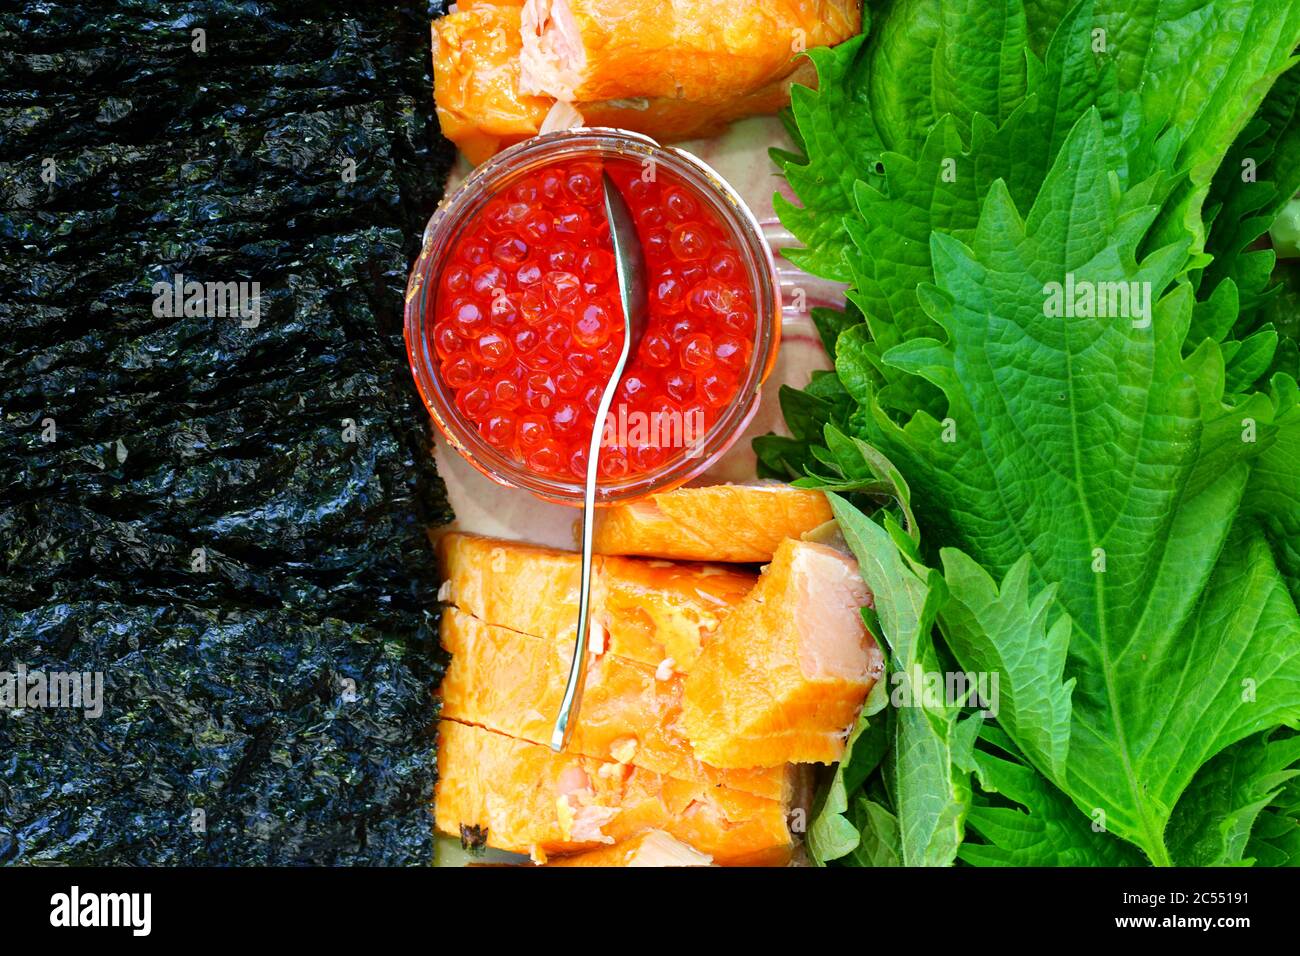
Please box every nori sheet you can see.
[0,1,455,864]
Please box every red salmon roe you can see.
[431,159,756,481]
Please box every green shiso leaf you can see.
[1203,65,1300,327]
[961,741,1144,866]
[768,0,1300,867]
[1243,377,1300,606]
[774,33,885,283]
[862,109,1300,863]
[848,797,904,866]
[827,493,978,867]
[1166,731,1300,866]
[938,551,1074,781]
[807,674,891,864]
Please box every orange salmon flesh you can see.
[438,606,798,801]
[518,0,861,103]
[588,483,835,563]
[546,830,713,866]
[433,4,552,165]
[682,538,884,767]
[432,1,862,162]
[434,719,794,865]
[436,532,756,672]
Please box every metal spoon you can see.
[550,170,648,752]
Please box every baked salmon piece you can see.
[519,0,861,104]
[436,532,755,672]
[431,1,860,163]
[597,554,756,672]
[682,539,883,767]
[438,607,795,801]
[588,483,834,563]
[433,3,551,164]
[547,830,712,867]
[434,720,793,865]
[578,61,818,142]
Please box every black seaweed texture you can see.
[0,0,455,864]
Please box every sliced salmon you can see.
[436,532,755,671]
[433,3,552,165]
[434,720,793,865]
[431,2,859,163]
[578,61,817,142]
[597,554,756,672]
[589,483,835,563]
[682,539,883,767]
[518,0,861,104]
[438,606,795,801]
[547,830,712,867]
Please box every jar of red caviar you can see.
[404,128,780,504]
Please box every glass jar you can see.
[404,127,781,505]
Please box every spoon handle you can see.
[548,351,624,751]
[551,172,640,752]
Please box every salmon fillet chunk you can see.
[436,532,755,672]
[434,720,793,865]
[432,2,861,164]
[433,3,552,165]
[682,539,883,767]
[589,483,834,563]
[548,830,712,867]
[519,0,861,104]
[438,607,796,801]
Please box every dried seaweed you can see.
[0,1,454,864]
